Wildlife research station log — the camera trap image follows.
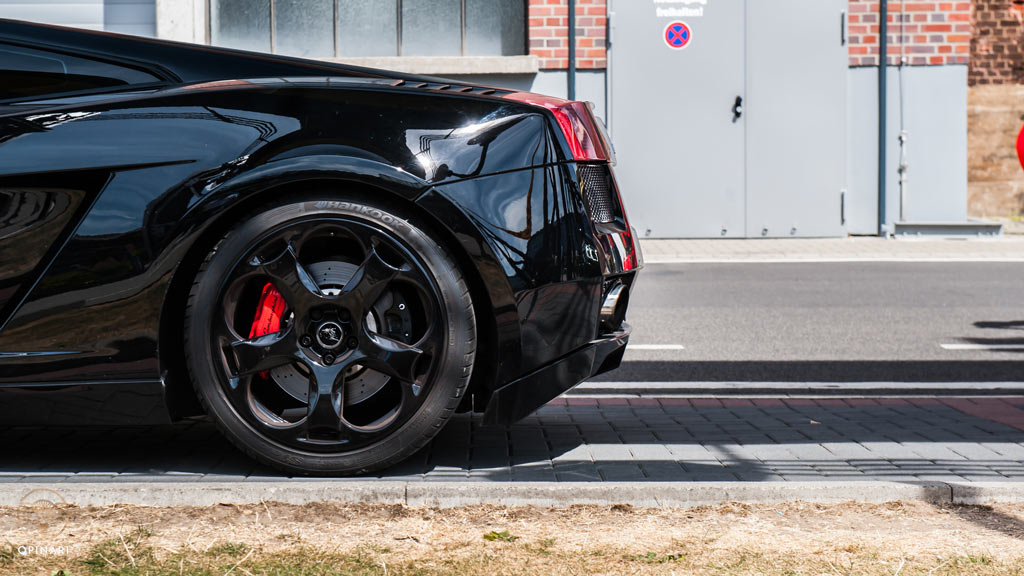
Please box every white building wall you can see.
[0,0,154,36]
[104,0,155,36]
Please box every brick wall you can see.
[847,1,971,66]
[970,0,1024,84]
[528,0,606,70]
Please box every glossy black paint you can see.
[484,324,630,426]
[0,20,637,425]
[433,165,603,381]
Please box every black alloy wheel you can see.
[184,196,476,475]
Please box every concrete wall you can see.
[0,0,105,30]
[967,84,1024,218]
[104,0,155,36]
[0,0,154,36]
[846,65,968,234]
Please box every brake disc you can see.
[268,260,409,406]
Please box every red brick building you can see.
[8,0,1003,228]
[528,0,607,70]
[970,0,1024,84]
[847,0,971,66]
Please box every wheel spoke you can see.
[340,246,406,314]
[230,327,299,376]
[359,331,424,383]
[303,362,347,437]
[253,243,322,315]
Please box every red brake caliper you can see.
[249,282,286,378]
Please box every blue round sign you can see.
[664,21,691,50]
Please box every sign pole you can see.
[568,0,576,101]
[878,0,888,236]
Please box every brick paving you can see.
[4,396,1024,483]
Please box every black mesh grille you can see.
[577,165,615,223]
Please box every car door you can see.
[0,43,164,318]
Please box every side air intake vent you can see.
[577,164,615,223]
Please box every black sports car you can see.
[0,20,641,475]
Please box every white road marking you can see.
[565,393,1019,399]
[576,381,1024,391]
[627,344,686,350]
[646,257,1024,264]
[940,343,1024,351]
[569,381,1024,399]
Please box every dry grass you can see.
[3,500,1024,574]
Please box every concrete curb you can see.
[405,481,952,508]
[573,381,1024,397]
[0,481,990,508]
[950,482,1024,505]
[0,482,407,508]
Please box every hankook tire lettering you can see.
[314,201,407,229]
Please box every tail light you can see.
[503,92,613,162]
[576,164,639,272]
[505,91,639,272]
[620,226,639,271]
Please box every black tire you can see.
[184,195,475,475]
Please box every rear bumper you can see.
[482,323,631,425]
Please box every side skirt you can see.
[0,380,171,426]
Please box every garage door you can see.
[608,0,847,238]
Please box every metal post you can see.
[568,0,576,101]
[877,0,888,236]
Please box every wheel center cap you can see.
[315,321,344,350]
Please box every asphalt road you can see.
[597,262,1024,383]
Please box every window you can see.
[210,0,526,58]
[0,44,161,102]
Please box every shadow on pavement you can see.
[975,321,1024,331]
[942,499,1024,541]
[958,320,1024,354]
[2,399,1024,482]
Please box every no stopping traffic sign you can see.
[664,21,692,50]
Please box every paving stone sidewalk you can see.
[4,396,1024,484]
[640,236,1024,263]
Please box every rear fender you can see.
[192,153,429,209]
[160,154,515,417]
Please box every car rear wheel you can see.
[184,196,475,475]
